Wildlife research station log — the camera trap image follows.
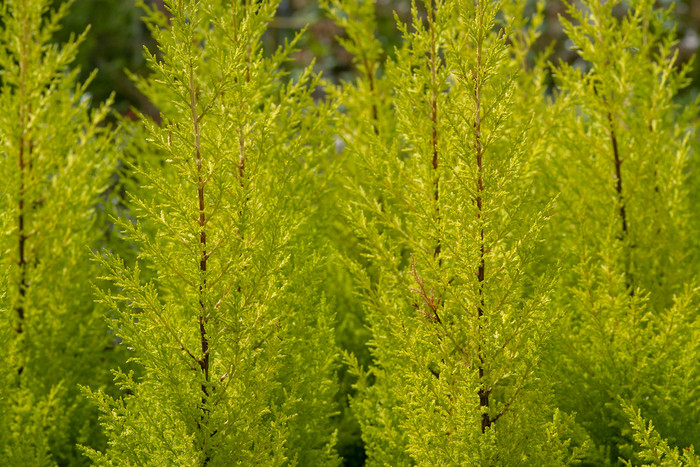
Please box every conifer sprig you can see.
[622,402,700,467]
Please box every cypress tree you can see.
[545,0,700,463]
[621,402,700,467]
[319,1,393,462]
[86,1,339,464]
[0,0,118,464]
[329,0,582,464]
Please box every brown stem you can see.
[235,44,249,307]
[607,111,634,296]
[16,142,27,336]
[238,128,246,186]
[245,39,251,84]
[490,378,524,425]
[410,255,442,324]
[361,55,380,135]
[473,0,490,434]
[236,126,247,301]
[15,5,31,343]
[428,1,441,262]
[188,51,211,448]
[235,127,246,293]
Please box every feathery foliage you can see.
[327,0,585,464]
[621,402,700,467]
[85,1,339,465]
[0,0,118,464]
[545,0,700,463]
[0,0,699,465]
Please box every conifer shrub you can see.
[543,0,700,463]
[318,1,396,462]
[84,1,339,465]
[326,0,586,464]
[0,0,119,464]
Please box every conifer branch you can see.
[410,255,442,324]
[204,235,227,262]
[186,26,211,449]
[238,126,247,185]
[490,377,525,425]
[593,20,635,297]
[230,0,238,42]
[152,246,198,289]
[16,141,28,338]
[473,0,490,434]
[235,115,247,326]
[213,227,264,308]
[411,255,472,363]
[428,1,441,262]
[212,261,241,306]
[607,110,634,296]
[15,3,31,338]
[149,305,200,370]
[362,53,379,135]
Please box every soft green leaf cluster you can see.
[541,0,700,463]
[621,402,700,467]
[327,0,583,464]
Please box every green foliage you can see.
[544,0,700,463]
[0,1,699,465]
[621,402,700,467]
[327,0,586,464]
[0,0,118,464]
[85,1,339,465]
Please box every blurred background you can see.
[55,0,700,116]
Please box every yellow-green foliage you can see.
[621,402,700,467]
[544,0,700,463]
[0,0,118,464]
[84,1,339,465]
[329,0,585,464]
[1,1,699,465]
